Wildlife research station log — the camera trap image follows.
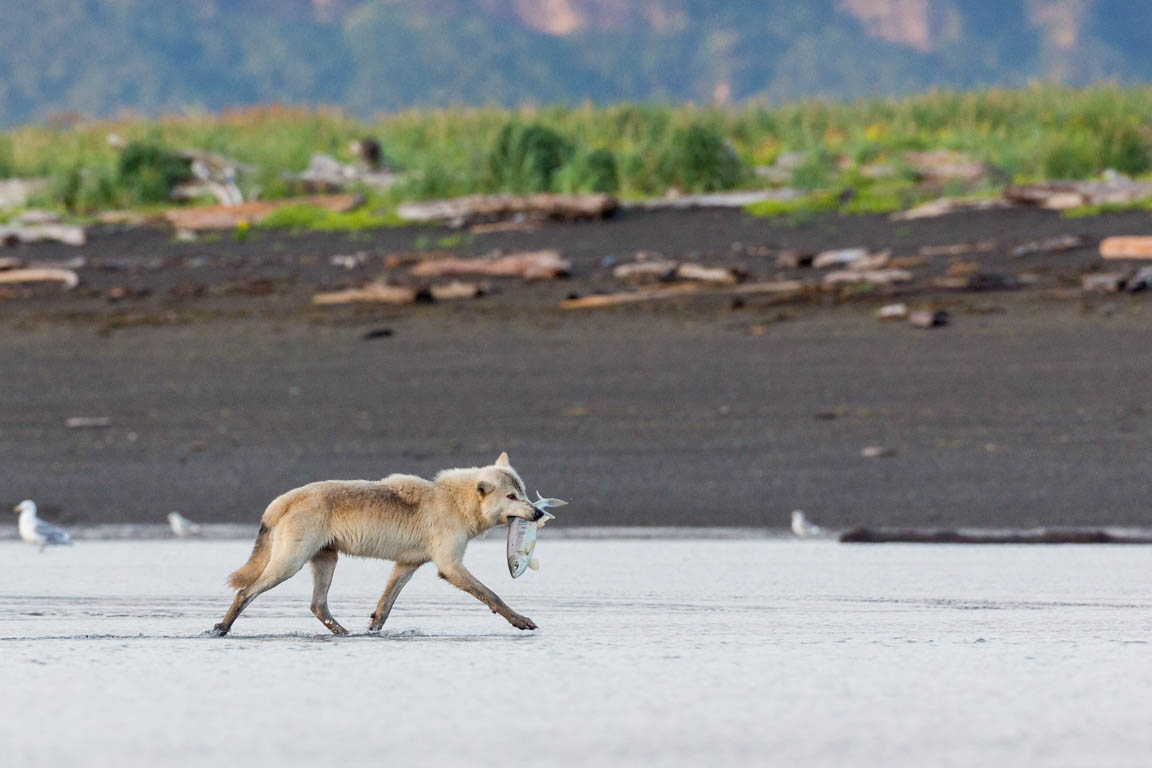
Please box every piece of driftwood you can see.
[776,250,814,269]
[469,220,538,235]
[429,281,485,300]
[841,527,1152,544]
[628,190,802,210]
[1081,272,1128,293]
[0,223,87,246]
[813,247,869,269]
[561,280,805,309]
[876,303,908,320]
[908,310,949,328]
[1012,234,1088,257]
[675,263,741,284]
[889,198,1015,221]
[1006,176,1152,210]
[312,280,484,305]
[409,250,570,280]
[164,194,362,231]
[0,268,79,289]
[930,273,1017,291]
[397,194,617,224]
[1100,236,1152,260]
[918,241,997,258]
[613,260,678,284]
[312,283,421,306]
[822,268,912,286]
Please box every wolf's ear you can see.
[477,480,494,497]
[495,452,510,468]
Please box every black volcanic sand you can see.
[2,207,1152,527]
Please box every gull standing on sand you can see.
[14,500,72,552]
[791,510,825,538]
[167,511,202,538]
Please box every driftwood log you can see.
[397,194,617,224]
[1100,236,1152,260]
[164,194,362,231]
[1005,177,1152,210]
[840,527,1152,544]
[312,283,423,305]
[889,198,1015,221]
[0,223,86,246]
[312,280,485,305]
[409,250,570,280]
[561,280,805,309]
[0,268,79,289]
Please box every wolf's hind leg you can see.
[309,547,348,636]
[368,562,421,632]
[211,545,314,636]
[437,563,537,631]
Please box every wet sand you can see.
[2,540,1150,767]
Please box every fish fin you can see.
[528,558,540,571]
[534,491,569,508]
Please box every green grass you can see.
[1061,196,1152,218]
[744,193,839,219]
[256,203,405,232]
[6,85,1152,216]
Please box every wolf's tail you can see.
[227,523,272,590]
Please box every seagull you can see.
[791,510,825,538]
[167,512,202,538]
[14,500,72,552]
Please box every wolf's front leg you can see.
[369,562,421,632]
[437,564,537,630]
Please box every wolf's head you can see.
[475,452,546,526]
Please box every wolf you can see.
[210,453,547,637]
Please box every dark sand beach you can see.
[3,207,1151,526]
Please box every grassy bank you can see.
[3,85,1152,215]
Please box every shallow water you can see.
[1,538,1149,767]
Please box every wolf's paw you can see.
[507,613,537,631]
[205,623,229,638]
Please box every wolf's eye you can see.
[507,493,517,500]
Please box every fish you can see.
[507,492,567,578]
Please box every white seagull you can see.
[167,511,202,538]
[791,510,825,538]
[14,500,72,552]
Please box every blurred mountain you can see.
[0,0,1149,124]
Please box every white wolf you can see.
[211,453,547,636]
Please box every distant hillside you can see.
[0,0,1149,124]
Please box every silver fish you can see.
[507,493,567,578]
